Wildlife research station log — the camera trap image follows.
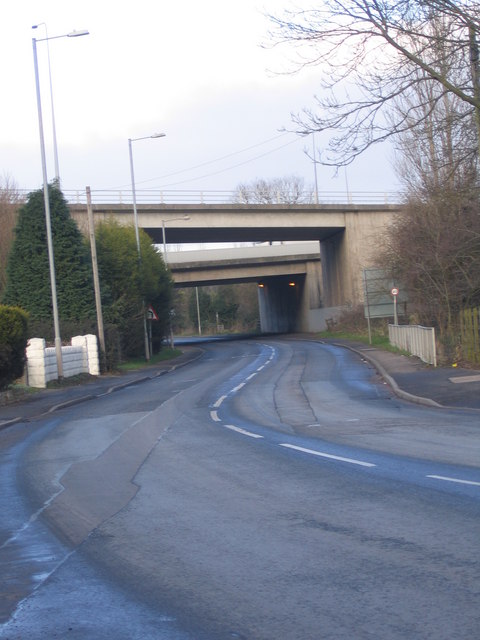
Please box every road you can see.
[1,338,479,639]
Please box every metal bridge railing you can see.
[18,188,403,206]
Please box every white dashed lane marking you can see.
[279,443,376,468]
[213,395,227,408]
[224,424,264,439]
[426,475,480,487]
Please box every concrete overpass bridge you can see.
[70,201,401,332]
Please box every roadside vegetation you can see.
[270,0,480,365]
[172,283,260,336]
[1,185,174,373]
[315,305,410,355]
[117,348,183,371]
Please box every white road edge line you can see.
[224,424,264,439]
[210,410,221,422]
[279,443,376,468]
[213,395,227,408]
[246,373,257,381]
[426,475,480,487]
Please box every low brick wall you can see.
[26,334,100,388]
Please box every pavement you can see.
[0,338,479,432]
[321,338,480,412]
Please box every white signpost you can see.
[391,287,399,325]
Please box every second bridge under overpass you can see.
[167,242,330,333]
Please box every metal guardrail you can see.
[18,188,403,206]
[389,324,437,366]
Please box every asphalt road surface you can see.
[1,338,479,639]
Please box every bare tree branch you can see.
[267,0,480,166]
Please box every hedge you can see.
[0,305,29,390]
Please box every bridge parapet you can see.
[57,188,401,205]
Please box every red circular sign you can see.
[391,287,399,296]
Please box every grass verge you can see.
[117,348,183,371]
[316,331,411,356]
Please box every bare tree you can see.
[368,12,480,344]
[267,1,480,166]
[0,176,23,297]
[233,176,313,204]
[392,54,478,195]
[379,189,480,334]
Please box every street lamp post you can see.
[128,133,166,361]
[32,23,61,183]
[32,28,89,378]
[161,216,190,262]
[160,216,190,348]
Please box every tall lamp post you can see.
[32,28,89,377]
[128,133,166,361]
[32,23,61,183]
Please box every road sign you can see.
[147,305,159,321]
[391,287,399,296]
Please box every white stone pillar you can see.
[85,334,100,376]
[26,338,47,388]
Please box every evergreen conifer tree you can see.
[94,219,173,357]
[2,185,94,320]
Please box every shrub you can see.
[0,305,29,390]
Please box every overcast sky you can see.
[1,0,400,200]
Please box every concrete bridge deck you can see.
[166,242,321,287]
[70,202,399,245]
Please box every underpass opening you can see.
[257,274,306,333]
[171,275,307,337]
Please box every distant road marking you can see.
[213,395,227,408]
[257,365,265,371]
[279,443,376,467]
[210,410,221,422]
[246,373,257,381]
[426,475,480,487]
[232,382,246,393]
[224,424,264,439]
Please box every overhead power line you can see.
[109,131,300,190]
[154,136,301,188]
